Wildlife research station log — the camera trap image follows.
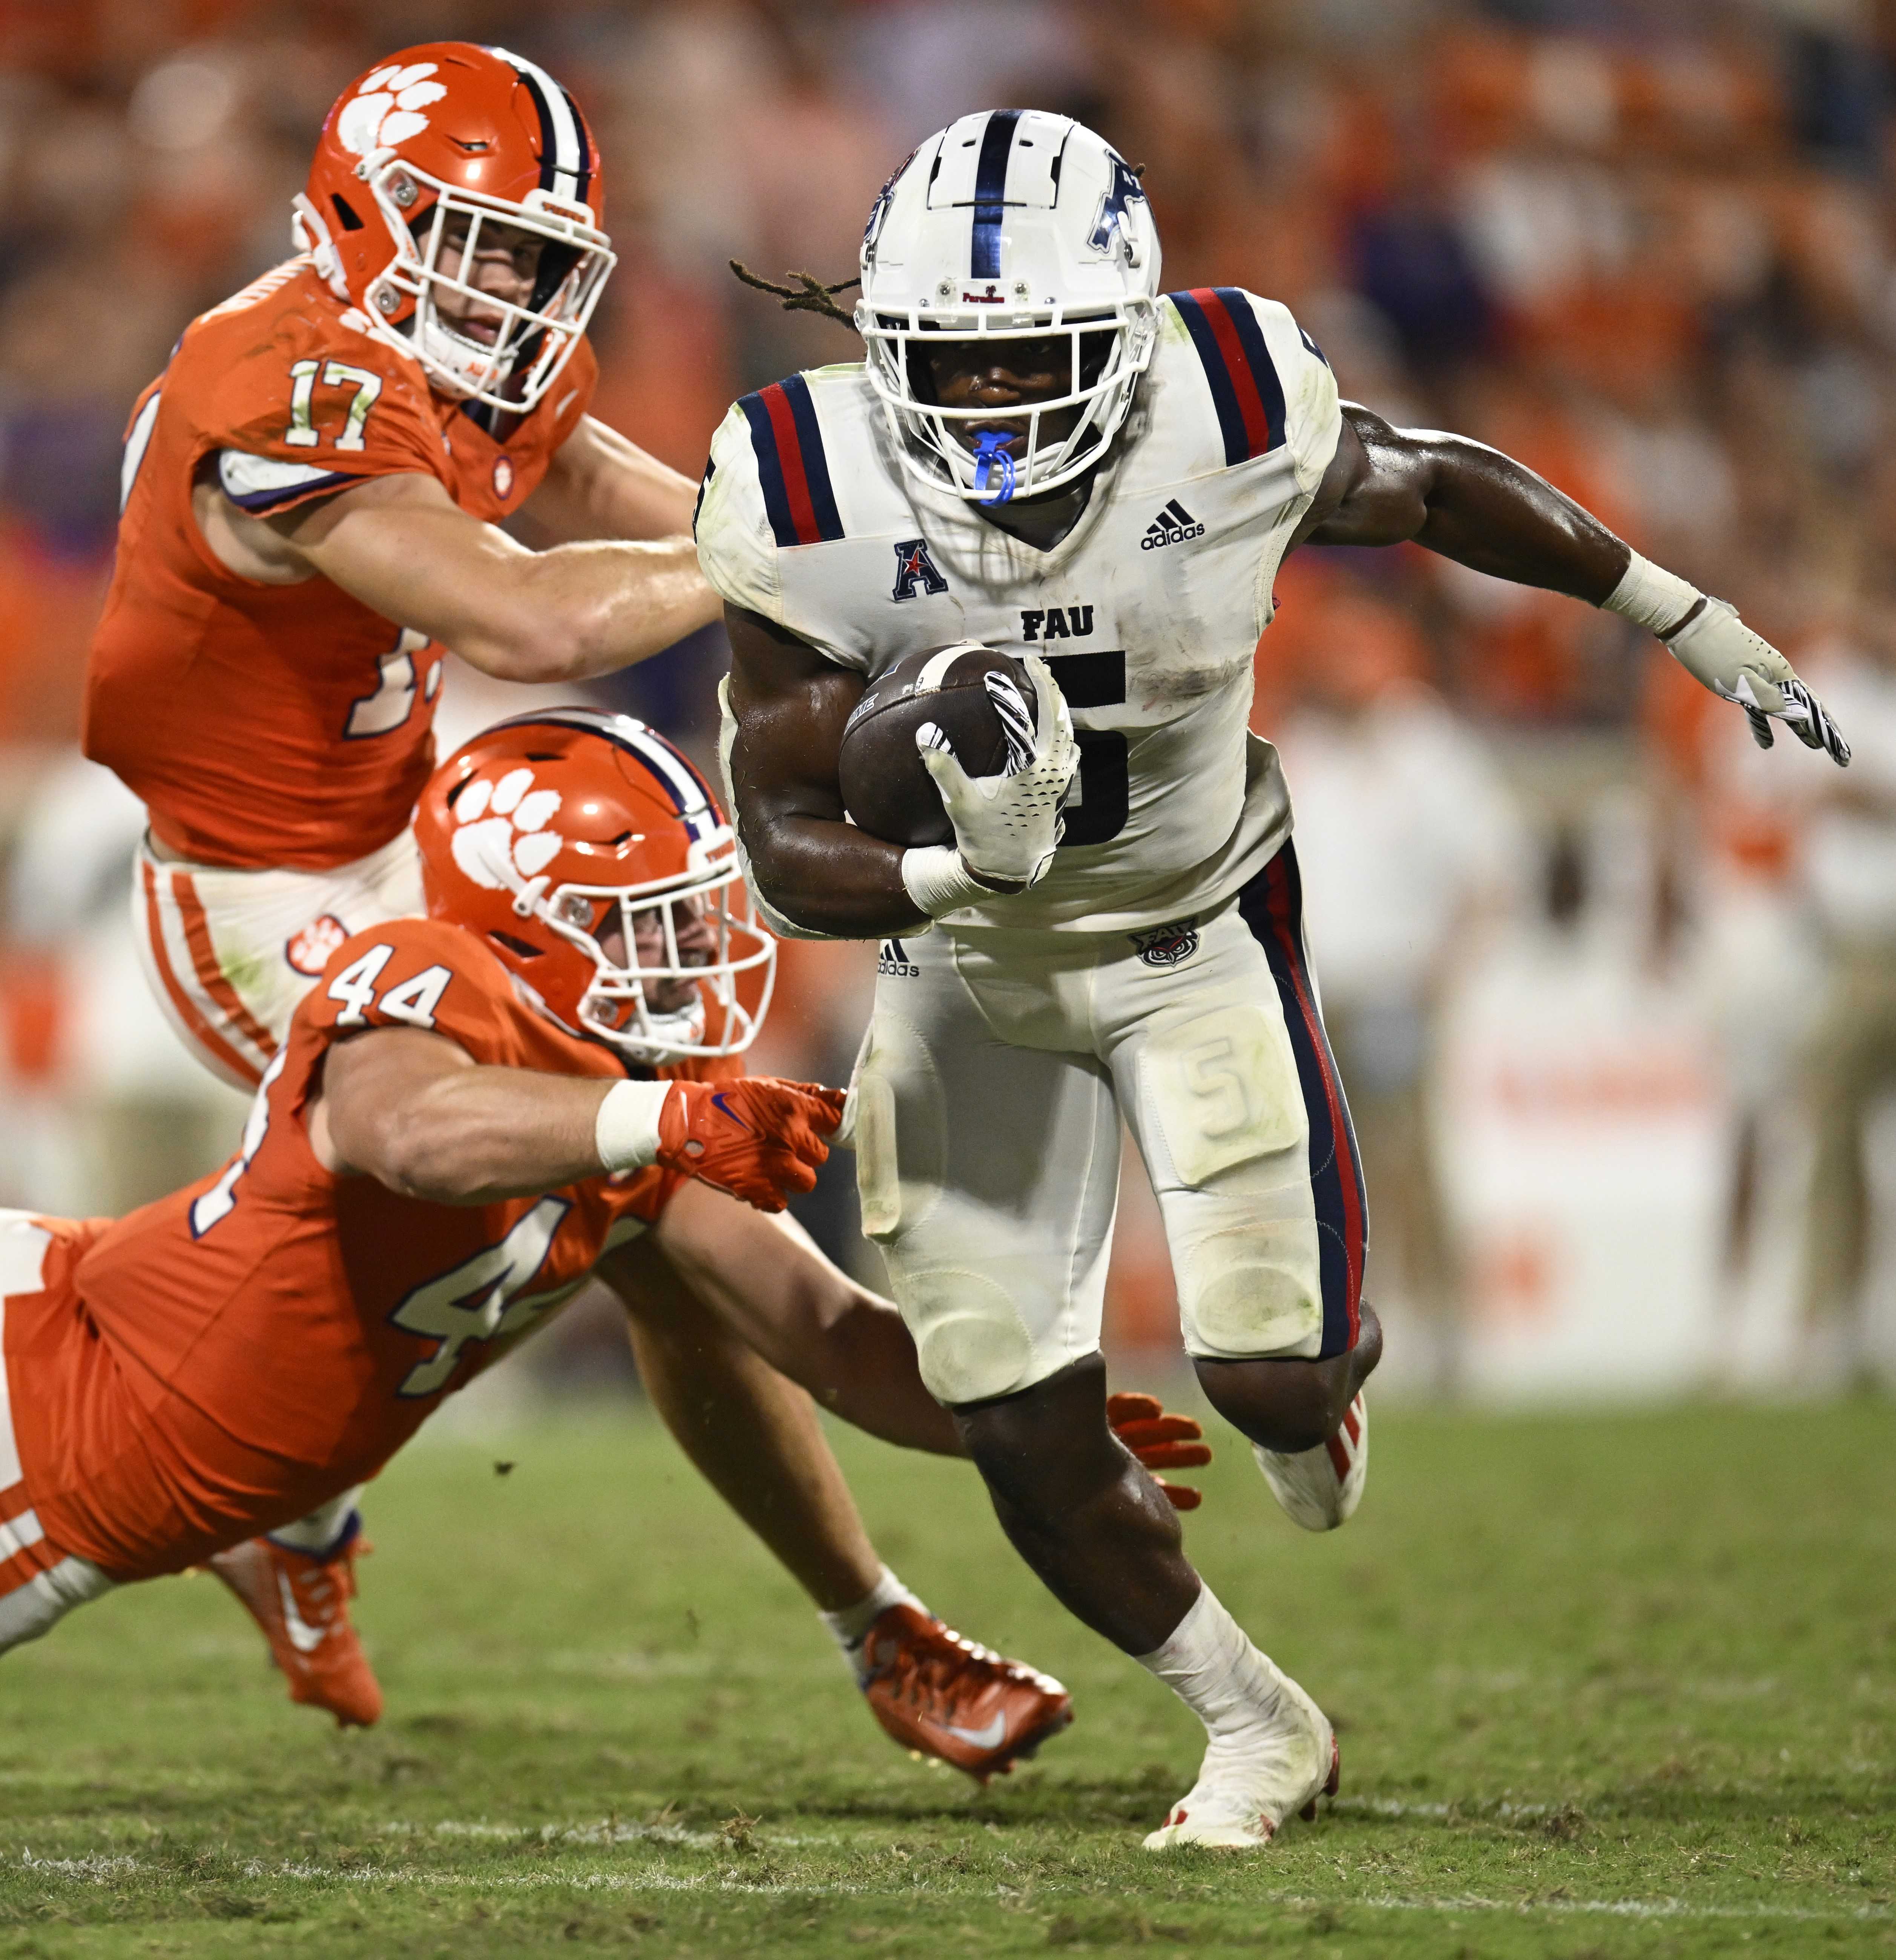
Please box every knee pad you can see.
[1176,1216,1324,1361]
[892,1267,1041,1405]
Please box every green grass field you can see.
[0,1392,1890,1958]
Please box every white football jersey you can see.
[696,287,1340,934]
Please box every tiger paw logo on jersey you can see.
[336,62,447,156]
[1132,918,1199,968]
[451,768,566,890]
[286,913,351,978]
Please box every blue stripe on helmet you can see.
[479,709,720,838]
[970,109,1021,280]
[617,729,718,840]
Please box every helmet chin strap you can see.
[972,431,1017,505]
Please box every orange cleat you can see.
[206,1530,382,1728]
[858,1602,1072,1782]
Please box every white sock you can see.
[265,1488,363,1560]
[818,1565,922,1682]
[1135,1583,1287,1745]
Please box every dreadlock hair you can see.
[729,261,861,332]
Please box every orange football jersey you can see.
[19,918,691,1581]
[83,257,597,871]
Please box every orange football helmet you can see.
[293,42,614,412]
[415,710,775,1064]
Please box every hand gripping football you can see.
[838,643,1038,847]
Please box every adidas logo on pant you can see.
[1141,500,1204,550]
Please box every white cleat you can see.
[1253,1392,1367,1532]
[1143,1669,1339,1851]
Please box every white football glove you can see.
[1666,598,1851,766]
[915,655,1077,891]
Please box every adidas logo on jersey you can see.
[1141,500,1204,550]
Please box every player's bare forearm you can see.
[650,1182,962,1454]
[280,473,720,682]
[316,1027,614,1205]
[523,415,701,542]
[503,533,720,677]
[725,605,929,938]
[1290,404,1631,603]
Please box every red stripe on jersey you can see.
[760,384,821,546]
[1190,288,1274,461]
[1264,863,1364,1344]
[1325,1433,1352,1482]
[173,872,280,1060]
[140,861,264,1089]
[0,1535,58,1596]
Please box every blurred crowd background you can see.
[1,0,1893,1402]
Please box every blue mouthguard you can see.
[972,431,1017,506]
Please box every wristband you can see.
[900,845,992,919]
[594,1078,672,1173]
[1602,551,1703,638]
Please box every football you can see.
[838,643,1035,847]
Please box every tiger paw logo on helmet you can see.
[336,63,446,155]
[450,768,565,892]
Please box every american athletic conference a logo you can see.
[1132,918,1199,968]
[891,538,948,600]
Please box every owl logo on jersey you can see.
[1132,920,1200,969]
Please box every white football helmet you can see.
[857,110,1162,504]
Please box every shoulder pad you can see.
[1157,288,1339,491]
[697,399,784,622]
[303,918,517,1054]
[188,268,445,490]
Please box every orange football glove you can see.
[1108,1390,1213,1512]
[657,1078,847,1212]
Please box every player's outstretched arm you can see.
[312,1023,841,1211]
[519,415,701,544]
[205,469,720,683]
[636,1182,963,1454]
[627,1181,1215,1502]
[725,605,934,938]
[1291,405,1849,765]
